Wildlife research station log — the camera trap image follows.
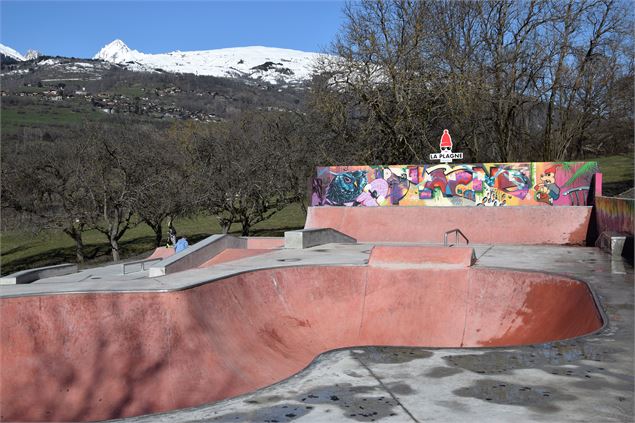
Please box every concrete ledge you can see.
[148,235,246,277]
[595,231,631,257]
[242,237,285,249]
[0,263,78,285]
[369,246,475,268]
[284,228,356,249]
[122,258,163,275]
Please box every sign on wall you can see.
[311,162,599,207]
[429,129,463,163]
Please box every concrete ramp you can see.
[148,234,246,277]
[284,228,356,249]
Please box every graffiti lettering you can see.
[312,162,599,208]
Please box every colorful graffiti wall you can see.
[595,196,634,235]
[311,162,599,207]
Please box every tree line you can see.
[1,112,314,263]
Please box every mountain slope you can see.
[94,39,325,84]
[0,43,25,61]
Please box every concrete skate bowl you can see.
[0,266,603,422]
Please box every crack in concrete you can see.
[354,353,420,423]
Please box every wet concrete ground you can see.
[107,245,634,422]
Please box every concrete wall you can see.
[305,206,592,245]
[595,196,634,236]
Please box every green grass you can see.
[592,153,634,197]
[1,102,104,134]
[0,203,307,276]
[113,85,147,97]
[593,154,634,184]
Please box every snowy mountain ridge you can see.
[0,43,26,61]
[94,39,326,84]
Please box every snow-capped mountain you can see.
[94,39,325,84]
[0,43,25,61]
[25,49,42,61]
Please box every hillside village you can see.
[0,54,309,142]
[2,82,223,122]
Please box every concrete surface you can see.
[107,246,633,423]
[285,228,356,249]
[0,244,632,422]
[305,206,593,245]
[0,243,373,298]
[0,263,78,285]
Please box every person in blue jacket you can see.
[175,237,189,253]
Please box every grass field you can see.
[0,203,306,276]
[593,154,635,196]
[1,101,105,135]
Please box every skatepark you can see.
[0,161,633,422]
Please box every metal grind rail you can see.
[444,229,469,247]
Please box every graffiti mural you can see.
[311,162,600,207]
[596,196,634,235]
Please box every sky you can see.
[0,0,346,58]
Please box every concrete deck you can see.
[0,244,632,422]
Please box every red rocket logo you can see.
[440,129,452,151]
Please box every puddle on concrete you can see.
[352,347,433,364]
[209,402,311,422]
[211,383,404,422]
[453,379,576,413]
[425,366,464,378]
[444,341,623,375]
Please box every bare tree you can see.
[540,0,632,160]
[313,0,445,163]
[192,111,305,236]
[310,0,633,163]
[135,125,194,247]
[1,138,96,263]
[80,122,154,261]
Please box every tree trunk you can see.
[216,216,232,234]
[110,238,120,262]
[75,235,85,264]
[64,227,85,264]
[241,218,250,236]
[152,222,162,247]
